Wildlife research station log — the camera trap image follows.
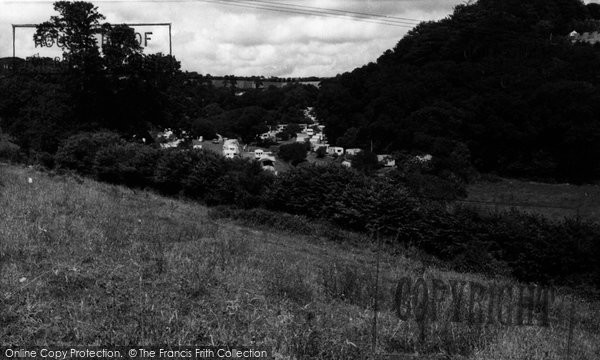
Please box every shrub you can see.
[265,164,419,232]
[183,150,229,200]
[152,149,273,207]
[93,143,160,188]
[204,158,273,208]
[350,150,379,174]
[315,146,327,158]
[278,142,308,166]
[34,151,55,169]
[280,123,302,140]
[0,138,22,163]
[400,207,600,288]
[191,119,217,140]
[153,149,196,195]
[389,155,468,201]
[55,132,123,174]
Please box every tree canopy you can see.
[0,1,183,154]
[316,0,600,183]
[35,1,105,72]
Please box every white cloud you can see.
[0,0,460,76]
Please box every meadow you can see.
[467,178,600,222]
[0,164,598,359]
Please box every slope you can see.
[0,164,598,359]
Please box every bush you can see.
[278,142,308,166]
[399,207,600,288]
[34,151,56,169]
[183,149,229,199]
[265,164,419,232]
[151,149,273,207]
[315,146,327,158]
[280,123,302,140]
[153,149,197,195]
[55,132,123,175]
[350,150,379,174]
[93,143,160,187]
[203,158,274,208]
[390,154,468,201]
[191,119,217,140]
[0,139,22,163]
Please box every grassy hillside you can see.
[0,164,598,359]
[467,178,600,222]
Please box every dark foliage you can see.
[0,132,22,163]
[350,150,379,174]
[207,106,270,144]
[191,119,217,140]
[55,131,123,175]
[54,132,274,207]
[279,123,302,141]
[316,0,600,183]
[263,164,599,289]
[94,142,160,187]
[278,142,309,166]
[264,164,421,232]
[387,153,470,201]
[403,207,600,289]
[315,146,327,158]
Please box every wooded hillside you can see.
[316,0,600,183]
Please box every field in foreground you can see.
[0,164,598,359]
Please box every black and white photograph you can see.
[1,0,599,359]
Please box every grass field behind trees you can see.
[1,164,599,359]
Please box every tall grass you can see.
[0,165,598,359]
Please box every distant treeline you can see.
[315,0,600,183]
[0,1,321,158]
[0,57,320,155]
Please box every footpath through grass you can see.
[0,165,598,359]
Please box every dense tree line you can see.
[178,81,318,141]
[0,59,318,154]
[0,1,318,160]
[0,1,181,156]
[52,131,273,207]
[316,0,600,183]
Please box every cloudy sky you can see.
[0,0,501,76]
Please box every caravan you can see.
[223,139,240,158]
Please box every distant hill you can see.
[316,0,600,183]
[183,73,326,89]
[209,78,324,89]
